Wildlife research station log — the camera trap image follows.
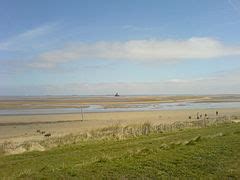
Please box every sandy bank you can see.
[1,108,240,144]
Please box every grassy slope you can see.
[0,123,239,179]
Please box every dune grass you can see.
[0,122,239,179]
[0,115,231,155]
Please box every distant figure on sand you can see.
[197,112,200,119]
[44,133,51,137]
[216,111,219,116]
[115,92,120,97]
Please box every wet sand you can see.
[1,95,240,109]
[1,108,240,144]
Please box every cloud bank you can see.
[2,69,240,96]
[30,37,240,68]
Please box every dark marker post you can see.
[81,106,84,121]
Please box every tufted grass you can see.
[0,121,239,179]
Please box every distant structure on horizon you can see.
[115,92,120,97]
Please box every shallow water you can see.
[1,102,240,115]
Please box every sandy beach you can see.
[1,107,240,144]
[1,95,240,145]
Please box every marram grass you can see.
[0,121,239,178]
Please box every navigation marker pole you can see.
[81,106,84,121]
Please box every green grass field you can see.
[0,122,239,179]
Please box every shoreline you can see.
[2,102,240,116]
[1,95,240,110]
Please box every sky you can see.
[1,0,240,95]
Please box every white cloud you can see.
[4,69,239,95]
[30,37,240,68]
[228,0,240,12]
[0,23,58,51]
[60,72,240,94]
[122,25,154,31]
[165,79,191,84]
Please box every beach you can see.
[1,96,240,144]
[1,95,240,145]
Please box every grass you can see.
[0,122,239,178]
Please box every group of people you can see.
[189,111,219,120]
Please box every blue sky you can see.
[1,0,240,95]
